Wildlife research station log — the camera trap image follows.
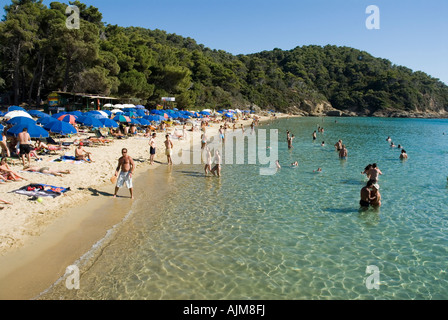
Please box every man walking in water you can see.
[113,148,135,199]
[339,144,348,159]
[164,134,174,165]
[211,150,222,177]
[367,163,382,183]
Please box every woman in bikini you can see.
[23,166,71,177]
[0,157,27,181]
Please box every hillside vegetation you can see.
[1,0,447,116]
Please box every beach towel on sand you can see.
[51,155,88,164]
[12,184,70,198]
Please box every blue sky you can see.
[2,0,447,84]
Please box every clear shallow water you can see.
[42,117,448,300]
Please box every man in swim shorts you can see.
[164,134,173,165]
[149,133,156,165]
[339,144,348,159]
[113,148,135,199]
[18,128,32,167]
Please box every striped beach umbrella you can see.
[113,115,131,123]
[58,114,77,124]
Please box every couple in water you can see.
[360,180,381,209]
[360,163,382,209]
[204,147,221,177]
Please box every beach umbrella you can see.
[44,120,77,135]
[7,123,49,138]
[123,111,136,118]
[3,110,33,119]
[113,115,131,123]
[99,118,119,128]
[103,103,114,108]
[224,112,234,118]
[111,109,124,114]
[144,115,164,122]
[137,118,151,126]
[52,112,68,119]
[135,105,145,109]
[87,113,107,120]
[6,116,36,126]
[8,106,26,112]
[88,110,108,117]
[77,116,103,128]
[68,111,83,117]
[135,109,146,117]
[114,104,124,109]
[130,118,140,125]
[37,116,58,126]
[58,114,77,124]
[27,110,48,118]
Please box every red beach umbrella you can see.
[58,114,77,124]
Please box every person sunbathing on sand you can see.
[35,139,67,153]
[23,166,71,177]
[0,157,27,181]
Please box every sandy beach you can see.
[0,113,283,299]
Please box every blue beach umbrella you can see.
[199,111,211,116]
[137,118,151,126]
[8,106,26,112]
[135,109,146,117]
[52,112,67,119]
[68,111,84,117]
[6,116,36,126]
[88,113,107,120]
[7,123,49,138]
[44,120,77,135]
[37,116,58,126]
[28,110,48,118]
[78,116,103,128]
[224,112,234,118]
[144,115,164,122]
[99,118,118,128]
[129,118,140,125]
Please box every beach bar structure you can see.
[45,91,119,113]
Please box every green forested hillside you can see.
[1,0,447,115]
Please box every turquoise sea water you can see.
[41,117,448,300]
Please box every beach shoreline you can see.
[0,113,287,299]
